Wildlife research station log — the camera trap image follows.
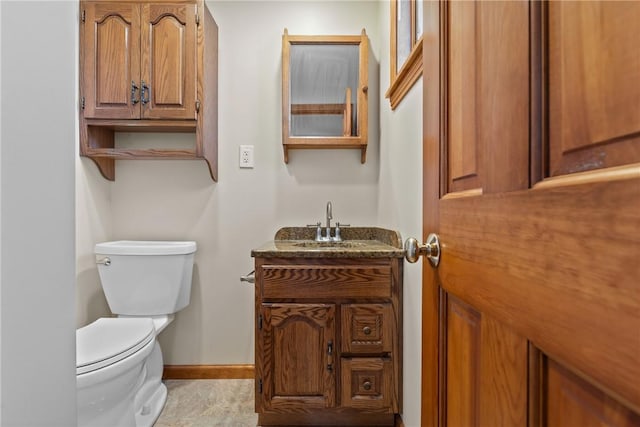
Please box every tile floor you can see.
[155,379,258,427]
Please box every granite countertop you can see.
[251,227,405,258]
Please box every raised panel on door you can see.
[447,0,481,194]
[548,2,640,176]
[140,3,197,120]
[540,356,640,427]
[444,296,481,427]
[82,3,140,119]
[260,303,336,412]
[443,296,528,427]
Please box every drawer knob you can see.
[363,381,372,391]
[363,326,372,335]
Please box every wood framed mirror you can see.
[282,29,369,163]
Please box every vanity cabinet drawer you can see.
[341,304,393,354]
[341,358,394,412]
[260,265,392,299]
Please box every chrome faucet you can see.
[308,201,349,242]
[325,201,333,237]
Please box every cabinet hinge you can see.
[258,314,263,331]
[195,6,200,26]
[258,379,263,394]
[81,96,85,110]
[195,100,201,113]
[81,10,85,23]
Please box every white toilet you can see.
[76,240,197,427]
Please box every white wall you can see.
[376,5,423,427]
[1,2,77,426]
[76,0,422,425]
[0,2,3,419]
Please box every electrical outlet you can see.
[239,145,254,168]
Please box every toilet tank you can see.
[95,241,197,316]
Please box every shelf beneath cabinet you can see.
[80,118,217,182]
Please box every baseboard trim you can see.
[163,364,255,380]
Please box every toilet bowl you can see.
[76,241,196,427]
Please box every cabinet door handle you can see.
[363,326,372,335]
[327,340,333,372]
[141,80,150,105]
[131,81,139,104]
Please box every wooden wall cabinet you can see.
[282,31,369,164]
[79,0,218,181]
[254,257,402,426]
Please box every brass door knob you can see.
[404,233,441,267]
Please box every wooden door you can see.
[82,2,140,119]
[258,303,336,412]
[140,3,197,120]
[421,1,640,426]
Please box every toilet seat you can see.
[77,318,155,375]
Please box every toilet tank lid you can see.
[95,240,197,255]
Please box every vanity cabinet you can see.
[254,257,402,426]
[79,0,218,181]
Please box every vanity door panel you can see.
[258,303,336,412]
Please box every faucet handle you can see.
[334,222,350,241]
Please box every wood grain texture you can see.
[423,1,640,425]
[447,0,479,193]
[254,256,402,424]
[478,314,527,427]
[548,1,640,176]
[141,3,196,119]
[258,413,395,426]
[261,265,392,300]
[281,32,369,163]
[438,176,640,411]
[421,1,443,425]
[79,0,217,182]
[82,2,140,119]
[478,0,529,194]
[545,359,640,427]
[162,364,254,379]
[341,304,393,355]
[199,0,218,181]
[444,296,480,427]
[261,303,336,411]
[341,358,394,412]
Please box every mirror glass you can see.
[289,44,359,137]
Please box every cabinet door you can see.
[82,3,140,119]
[258,303,336,412]
[140,3,197,120]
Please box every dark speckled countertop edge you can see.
[251,227,405,259]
